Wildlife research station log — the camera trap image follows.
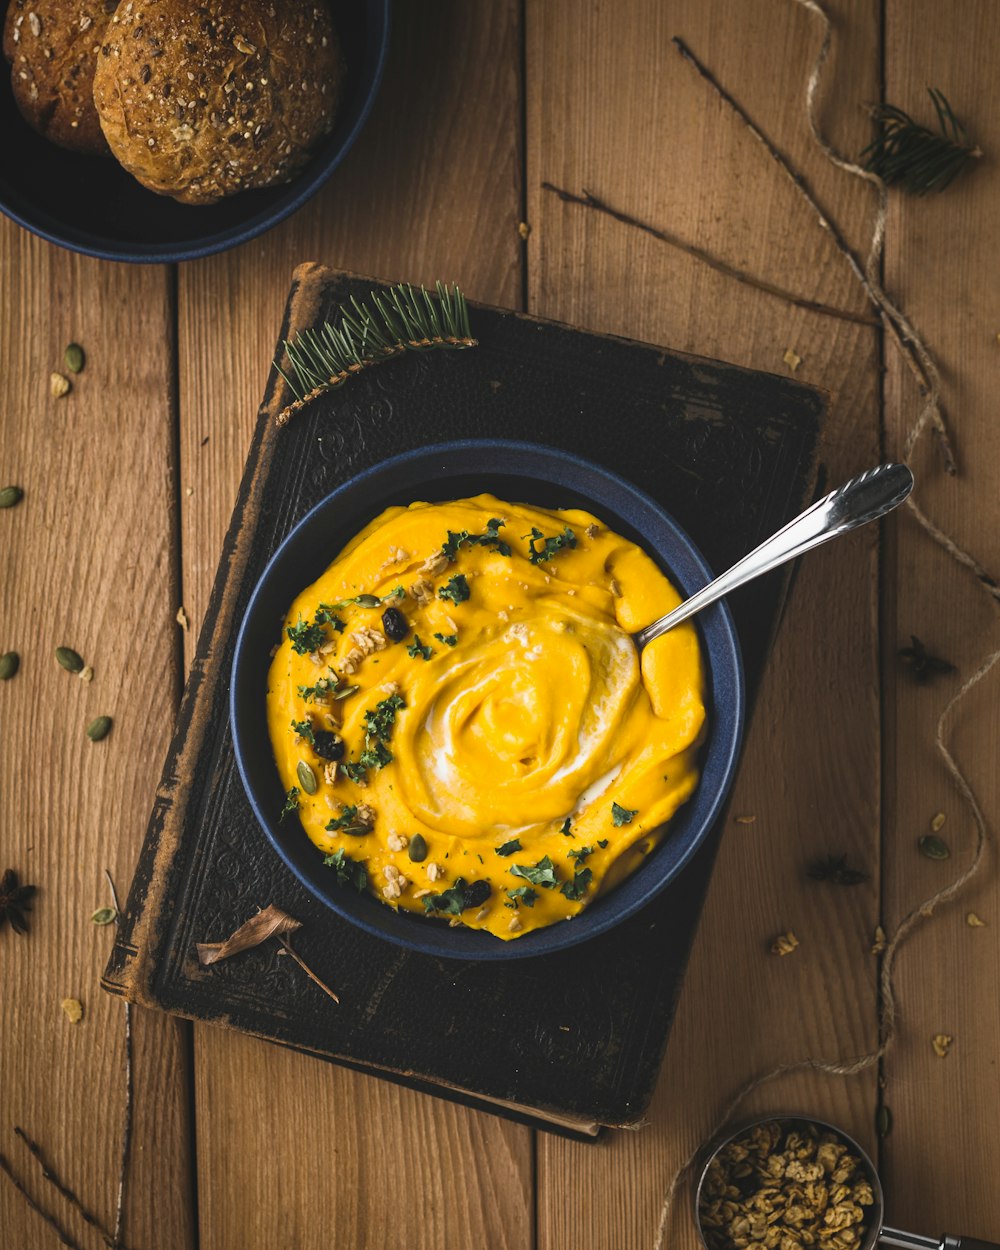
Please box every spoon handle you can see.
[636,462,914,649]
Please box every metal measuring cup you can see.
[693,1115,1000,1250]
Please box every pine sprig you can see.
[274,281,477,424]
[861,88,981,196]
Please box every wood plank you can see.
[0,226,194,1248]
[175,4,530,1248]
[882,3,1000,1237]
[527,2,882,1246]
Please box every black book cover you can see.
[103,264,823,1139]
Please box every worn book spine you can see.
[102,264,326,1003]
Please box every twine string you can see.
[654,6,1000,1246]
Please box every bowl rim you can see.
[230,438,745,960]
[0,0,392,263]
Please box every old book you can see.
[103,264,823,1140]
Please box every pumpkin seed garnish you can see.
[407,833,428,863]
[296,759,318,795]
[86,715,112,742]
[875,1105,892,1137]
[56,646,84,673]
[64,343,86,374]
[0,485,23,509]
[918,833,950,860]
[0,652,19,681]
[91,906,117,925]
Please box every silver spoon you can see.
[636,462,914,649]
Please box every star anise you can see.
[0,869,36,934]
[807,854,869,887]
[898,634,956,683]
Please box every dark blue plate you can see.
[231,440,745,960]
[0,0,390,262]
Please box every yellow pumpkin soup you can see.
[266,495,706,940]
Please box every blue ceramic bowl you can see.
[0,1,390,262]
[231,441,745,960]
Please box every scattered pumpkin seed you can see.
[966,911,986,927]
[0,651,19,681]
[64,343,85,374]
[91,906,117,925]
[875,1105,892,1137]
[408,833,428,863]
[86,715,112,742]
[50,371,71,399]
[56,646,84,673]
[918,834,950,860]
[0,485,23,509]
[931,811,946,832]
[61,997,83,1023]
[296,759,318,795]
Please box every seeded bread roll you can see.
[3,0,113,155]
[91,0,344,205]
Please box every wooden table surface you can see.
[3,2,999,1247]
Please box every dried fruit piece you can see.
[0,652,19,681]
[50,372,71,398]
[56,646,84,673]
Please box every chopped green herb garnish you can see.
[495,838,522,856]
[322,847,368,891]
[339,760,369,784]
[297,674,343,703]
[438,574,471,605]
[433,632,458,647]
[612,802,638,826]
[526,525,577,565]
[421,878,469,916]
[560,867,593,901]
[407,635,434,660]
[597,838,609,848]
[510,856,559,888]
[290,718,316,747]
[314,605,346,630]
[286,617,327,654]
[279,787,300,822]
[358,740,393,771]
[363,692,405,742]
[560,817,574,837]
[506,885,538,908]
[567,845,593,864]
[325,805,371,835]
[441,518,512,561]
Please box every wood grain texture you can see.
[882,3,1000,1238]
[0,225,194,1248]
[527,2,882,1245]
[176,4,530,1248]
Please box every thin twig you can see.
[275,934,341,1004]
[14,1128,119,1250]
[672,35,957,474]
[105,869,133,1250]
[0,1154,87,1250]
[541,182,877,326]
